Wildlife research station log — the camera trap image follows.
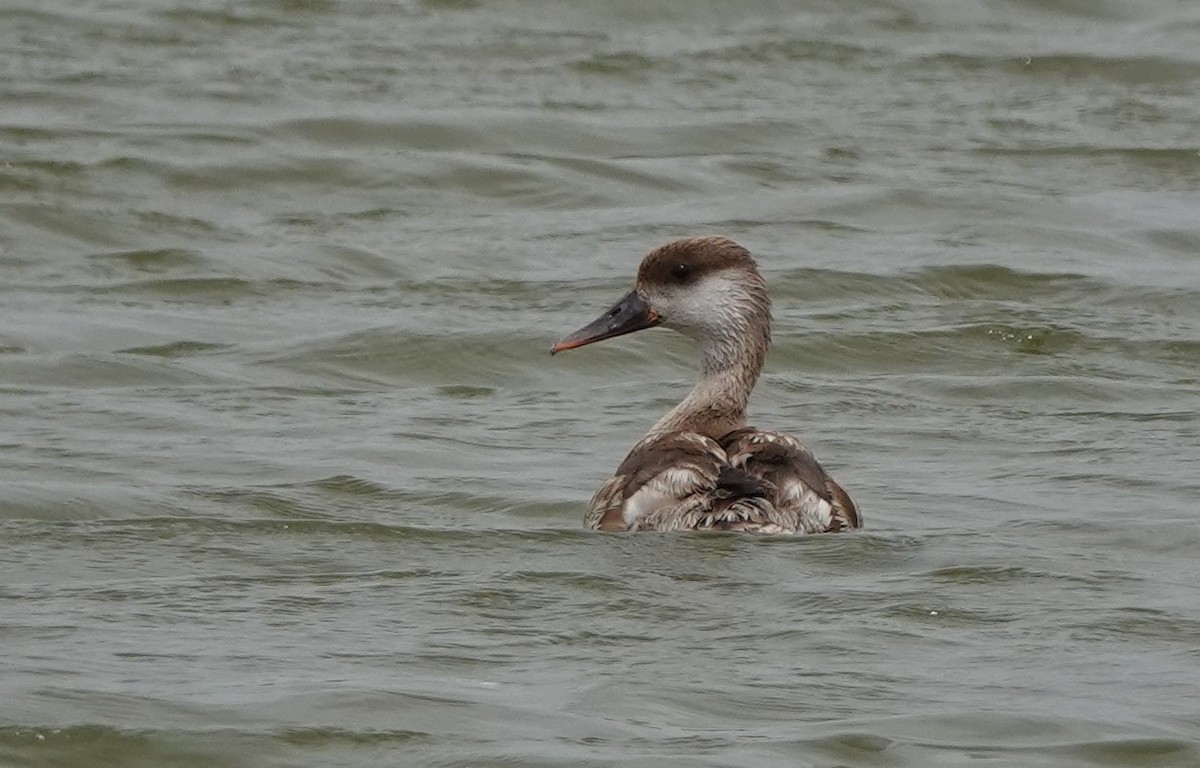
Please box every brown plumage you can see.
[553,236,861,534]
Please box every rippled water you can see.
[3,0,1199,766]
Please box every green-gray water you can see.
[3,1,1199,766]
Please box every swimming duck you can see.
[552,236,860,534]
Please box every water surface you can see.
[2,1,1199,766]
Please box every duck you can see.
[551,236,860,534]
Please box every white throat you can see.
[646,272,771,438]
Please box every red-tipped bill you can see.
[551,290,662,355]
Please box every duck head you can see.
[551,236,770,356]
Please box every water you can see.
[3,0,1199,765]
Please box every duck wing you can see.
[721,427,861,533]
[585,431,774,532]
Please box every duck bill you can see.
[551,290,662,354]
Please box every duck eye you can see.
[671,263,691,281]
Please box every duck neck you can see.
[649,319,769,440]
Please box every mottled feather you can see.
[722,427,860,533]
[584,427,859,534]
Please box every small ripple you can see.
[1069,606,1200,644]
[274,726,431,746]
[927,53,1200,84]
[0,353,220,389]
[116,341,230,357]
[793,714,1200,767]
[923,564,1093,586]
[259,328,552,387]
[883,601,1020,626]
[85,276,330,305]
[86,247,210,273]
